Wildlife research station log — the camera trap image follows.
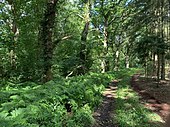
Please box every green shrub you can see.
[0,72,112,127]
[0,69,139,126]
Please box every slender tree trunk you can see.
[40,0,58,82]
[101,60,106,73]
[125,55,129,68]
[156,0,161,81]
[101,17,109,73]
[152,53,156,76]
[157,54,160,80]
[114,49,119,71]
[161,53,165,79]
[160,0,165,80]
[146,60,148,78]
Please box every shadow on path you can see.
[131,74,170,126]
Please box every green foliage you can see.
[66,104,94,127]
[1,0,169,125]
[0,72,117,127]
[115,77,163,127]
[134,35,167,65]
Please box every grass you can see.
[114,77,163,127]
[0,68,150,127]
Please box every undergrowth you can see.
[0,71,113,127]
[115,77,163,127]
[0,68,138,127]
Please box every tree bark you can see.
[79,0,91,75]
[125,55,129,68]
[114,50,119,71]
[79,22,89,74]
[40,0,58,82]
[160,0,165,80]
[152,53,156,76]
[7,0,18,71]
[161,53,165,80]
[101,17,109,73]
[157,54,160,80]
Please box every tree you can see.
[78,0,92,74]
[39,0,59,82]
[92,0,130,72]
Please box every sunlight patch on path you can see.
[93,83,118,127]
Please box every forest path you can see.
[92,74,170,127]
[131,74,170,126]
[92,80,118,127]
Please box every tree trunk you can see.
[7,0,18,72]
[161,53,165,80]
[40,0,58,82]
[78,0,91,75]
[157,54,160,80]
[125,55,129,68]
[160,0,165,80]
[145,64,147,77]
[125,44,130,69]
[101,60,106,73]
[79,21,90,74]
[101,18,109,73]
[152,53,156,76]
[114,50,119,71]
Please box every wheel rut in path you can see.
[93,81,118,127]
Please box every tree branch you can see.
[53,35,72,45]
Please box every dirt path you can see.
[131,74,170,126]
[92,81,118,127]
[93,75,170,127]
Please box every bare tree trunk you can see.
[146,60,148,78]
[157,54,160,80]
[125,55,129,68]
[101,60,106,73]
[161,53,165,79]
[114,50,119,71]
[101,17,109,73]
[125,42,130,69]
[152,53,156,76]
[40,0,58,82]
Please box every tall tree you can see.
[79,0,91,74]
[39,0,58,82]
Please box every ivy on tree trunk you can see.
[39,0,58,82]
[78,0,91,75]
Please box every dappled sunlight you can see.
[103,85,118,99]
[132,75,170,120]
[115,76,164,127]
[0,0,170,126]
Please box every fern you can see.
[0,71,121,126]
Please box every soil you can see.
[92,75,170,127]
[131,74,170,126]
[92,80,118,127]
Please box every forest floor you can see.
[92,80,118,127]
[131,74,170,126]
[92,74,170,127]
